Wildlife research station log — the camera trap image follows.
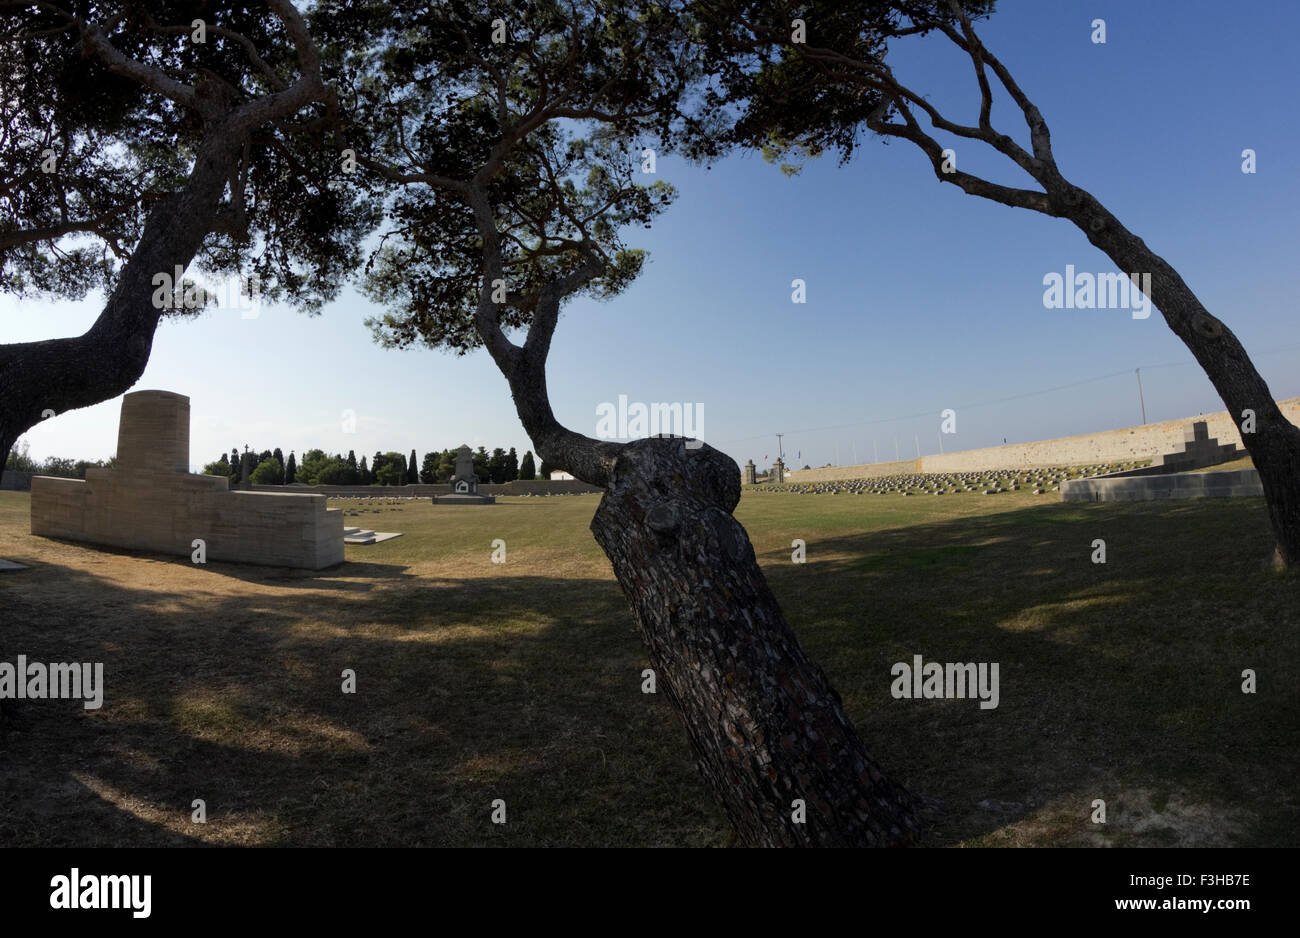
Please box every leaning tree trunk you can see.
[0,129,241,731]
[589,437,920,846]
[0,128,247,465]
[486,312,921,846]
[1056,185,1300,569]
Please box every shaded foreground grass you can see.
[0,487,1295,846]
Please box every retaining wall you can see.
[1,470,32,491]
[772,397,1299,483]
[1061,468,1264,502]
[917,398,1300,474]
[780,459,919,484]
[244,479,602,497]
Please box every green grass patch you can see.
[1,486,1295,847]
[850,544,981,571]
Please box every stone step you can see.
[344,526,378,545]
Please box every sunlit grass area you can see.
[1,486,1295,846]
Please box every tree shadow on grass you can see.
[207,558,420,591]
[1,495,1294,847]
[756,495,1299,846]
[0,557,720,847]
[25,537,422,593]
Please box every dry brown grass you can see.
[1,487,1295,846]
[1186,455,1256,473]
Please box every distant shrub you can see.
[314,459,353,486]
[250,457,284,485]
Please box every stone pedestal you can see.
[772,458,785,484]
[743,460,757,485]
[116,390,189,473]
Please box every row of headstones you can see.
[751,460,1151,496]
[329,496,417,502]
[324,493,593,506]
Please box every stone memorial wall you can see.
[31,391,344,569]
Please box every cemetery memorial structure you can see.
[29,390,346,569]
[1061,420,1261,502]
[431,445,496,505]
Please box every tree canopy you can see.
[1,0,378,311]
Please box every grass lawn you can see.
[1186,455,1256,472]
[0,486,1295,847]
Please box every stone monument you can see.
[772,458,785,484]
[432,444,496,504]
[743,460,757,485]
[31,390,344,569]
[1154,420,1242,471]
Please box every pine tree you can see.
[285,451,297,485]
[519,450,536,481]
[539,459,552,479]
[420,451,438,484]
[359,455,371,485]
[435,449,456,482]
[346,449,359,485]
[408,449,419,484]
[372,451,383,485]
[506,446,519,482]
[272,447,285,484]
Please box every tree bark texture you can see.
[484,276,922,845]
[588,436,921,846]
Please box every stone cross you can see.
[1155,420,1241,471]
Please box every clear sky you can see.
[7,0,1299,473]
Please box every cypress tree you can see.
[420,451,438,484]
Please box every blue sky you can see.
[7,0,1299,473]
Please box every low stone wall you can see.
[1061,468,1263,503]
[244,479,602,497]
[914,397,1300,475]
[33,469,344,569]
[246,482,447,498]
[487,480,601,496]
[1,470,32,491]
[780,459,919,484]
